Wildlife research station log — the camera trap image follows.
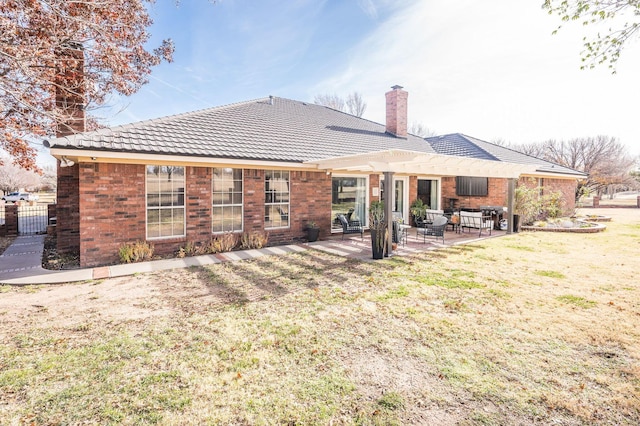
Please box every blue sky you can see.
[96,0,639,158]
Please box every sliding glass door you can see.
[331,176,368,231]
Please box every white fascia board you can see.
[49,148,319,170]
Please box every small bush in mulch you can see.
[42,234,80,270]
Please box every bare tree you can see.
[314,91,367,117]
[511,142,546,158]
[409,121,437,138]
[0,155,40,195]
[38,164,57,192]
[515,136,636,200]
[346,92,366,117]
[313,94,345,111]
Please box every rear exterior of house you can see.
[47,86,586,267]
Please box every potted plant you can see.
[305,221,320,242]
[369,200,387,259]
[410,198,428,226]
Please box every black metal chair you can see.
[337,214,363,240]
[416,215,448,244]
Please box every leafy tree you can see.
[314,91,367,117]
[542,0,640,71]
[0,0,177,171]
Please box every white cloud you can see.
[313,0,640,155]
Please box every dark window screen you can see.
[456,176,488,196]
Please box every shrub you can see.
[514,180,567,225]
[177,234,239,258]
[206,233,238,253]
[118,241,154,263]
[240,231,269,249]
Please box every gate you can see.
[17,205,48,235]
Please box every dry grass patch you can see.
[1,209,639,424]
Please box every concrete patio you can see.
[310,227,507,261]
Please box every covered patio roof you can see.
[306,149,539,178]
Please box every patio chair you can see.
[416,215,448,244]
[336,213,363,240]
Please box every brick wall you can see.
[540,178,577,214]
[75,164,333,267]
[78,163,147,266]
[268,170,332,245]
[441,177,508,210]
[2,204,17,236]
[369,174,380,203]
[56,161,80,254]
[243,169,265,234]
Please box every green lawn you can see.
[1,209,639,424]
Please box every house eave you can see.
[48,148,320,170]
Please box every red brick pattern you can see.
[2,205,18,236]
[59,158,580,267]
[385,87,408,138]
[56,161,80,254]
[441,177,509,209]
[369,174,380,203]
[541,178,577,213]
[243,168,265,233]
[70,164,334,267]
[78,163,146,266]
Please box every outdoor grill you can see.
[480,206,505,230]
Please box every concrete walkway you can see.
[1,229,505,286]
[0,235,307,285]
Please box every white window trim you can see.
[331,174,370,233]
[416,176,442,210]
[265,170,290,230]
[145,165,186,240]
[212,168,244,234]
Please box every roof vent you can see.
[269,95,274,105]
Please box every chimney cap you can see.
[391,85,404,90]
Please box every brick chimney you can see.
[53,42,84,258]
[55,42,86,137]
[385,85,408,138]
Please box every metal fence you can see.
[17,205,48,235]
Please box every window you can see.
[265,170,290,228]
[418,179,438,209]
[212,168,243,233]
[456,176,488,196]
[146,165,185,239]
[331,176,367,230]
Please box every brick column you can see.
[4,204,18,236]
[593,196,600,208]
[244,169,265,233]
[56,161,80,254]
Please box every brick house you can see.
[45,86,586,267]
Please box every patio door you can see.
[393,177,409,222]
